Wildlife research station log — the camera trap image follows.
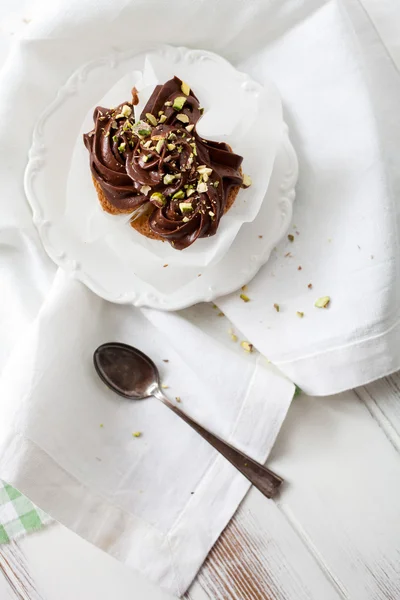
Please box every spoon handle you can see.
[155,391,283,499]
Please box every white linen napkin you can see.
[0,270,292,595]
[0,0,399,596]
[216,0,400,395]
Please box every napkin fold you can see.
[0,0,399,596]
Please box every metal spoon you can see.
[93,342,283,499]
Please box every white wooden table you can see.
[2,3,400,599]
[1,372,400,599]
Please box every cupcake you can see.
[84,76,248,250]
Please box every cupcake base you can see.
[92,175,241,243]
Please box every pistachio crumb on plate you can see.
[241,341,253,353]
[315,296,330,308]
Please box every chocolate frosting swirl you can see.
[84,76,243,249]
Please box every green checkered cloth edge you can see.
[0,480,50,543]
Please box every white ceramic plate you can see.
[25,46,297,310]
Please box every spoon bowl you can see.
[94,343,159,400]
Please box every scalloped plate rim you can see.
[24,45,298,310]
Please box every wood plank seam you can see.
[276,502,351,600]
[188,513,279,600]
[0,541,44,600]
[0,557,25,600]
[354,387,400,453]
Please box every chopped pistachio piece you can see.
[208,211,215,217]
[197,166,213,176]
[167,143,176,151]
[161,384,169,389]
[214,181,220,188]
[186,124,195,132]
[140,185,151,195]
[288,234,294,242]
[150,192,166,207]
[159,114,167,124]
[171,190,184,200]
[143,140,152,148]
[156,139,164,154]
[146,112,158,126]
[122,120,133,131]
[186,188,195,198]
[315,296,330,308]
[133,120,151,137]
[199,107,205,115]
[165,101,172,107]
[151,133,166,141]
[173,96,187,111]
[241,341,253,353]
[142,154,149,163]
[242,174,252,188]
[240,293,250,302]
[176,113,189,123]
[273,303,280,312]
[179,201,193,213]
[163,174,175,185]
[112,135,118,142]
[175,396,181,403]
[197,182,208,193]
[181,81,190,96]
[121,104,132,117]
[158,110,164,116]
[230,333,238,342]
[118,142,126,153]
[296,311,304,318]
[132,431,142,438]
[182,216,190,223]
